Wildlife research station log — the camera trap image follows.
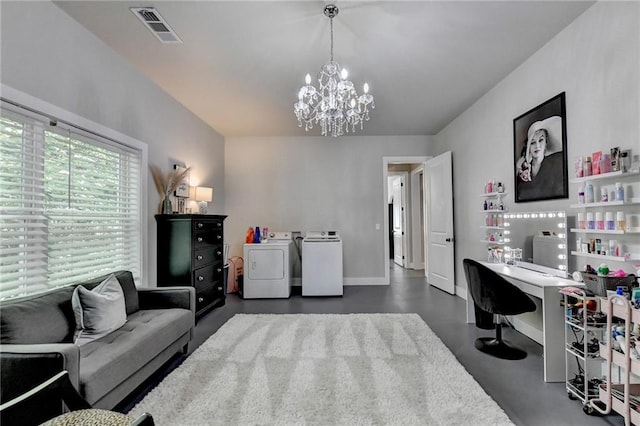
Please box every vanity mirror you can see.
[503,210,569,277]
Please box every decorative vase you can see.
[161,197,172,214]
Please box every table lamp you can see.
[195,186,213,214]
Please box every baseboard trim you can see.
[455,285,467,300]
[290,277,389,286]
[344,277,388,286]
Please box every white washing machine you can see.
[302,230,343,296]
[243,231,294,299]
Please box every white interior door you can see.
[391,176,406,267]
[425,151,455,294]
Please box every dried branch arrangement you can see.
[150,164,191,198]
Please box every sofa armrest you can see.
[1,344,80,402]
[137,286,195,313]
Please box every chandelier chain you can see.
[330,16,334,62]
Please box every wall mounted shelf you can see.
[569,169,639,184]
[571,251,639,262]
[570,228,625,235]
[570,199,640,209]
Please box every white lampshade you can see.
[195,186,213,214]
[195,186,213,202]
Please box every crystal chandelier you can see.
[294,4,374,137]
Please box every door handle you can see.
[445,237,453,242]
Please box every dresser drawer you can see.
[192,220,223,232]
[193,229,223,248]
[194,246,215,268]
[194,264,214,285]
[195,282,215,312]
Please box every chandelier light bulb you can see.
[293,4,374,137]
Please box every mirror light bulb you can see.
[305,74,311,85]
[341,69,348,79]
[363,82,369,93]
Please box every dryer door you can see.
[247,248,285,280]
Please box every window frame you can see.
[0,85,149,296]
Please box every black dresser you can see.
[155,214,227,318]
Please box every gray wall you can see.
[0,1,226,287]
[225,136,432,282]
[433,2,640,296]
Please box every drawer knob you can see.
[198,275,204,281]
[198,296,204,303]
[217,268,222,273]
[216,251,222,256]
[197,223,203,228]
[217,222,221,227]
[217,287,223,292]
[216,235,222,240]
[197,255,203,261]
[197,237,203,243]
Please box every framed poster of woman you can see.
[513,92,568,203]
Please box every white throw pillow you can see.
[72,274,127,346]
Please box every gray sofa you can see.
[0,271,195,425]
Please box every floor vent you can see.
[130,7,182,44]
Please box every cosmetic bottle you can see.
[584,181,594,204]
[578,212,586,229]
[617,212,626,230]
[606,212,615,230]
[601,187,608,203]
[586,212,595,230]
[615,183,624,202]
[578,186,585,204]
[583,156,592,176]
[254,226,261,244]
[596,212,604,230]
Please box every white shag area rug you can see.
[130,313,513,425]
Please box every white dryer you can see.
[243,231,294,299]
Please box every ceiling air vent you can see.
[130,7,182,44]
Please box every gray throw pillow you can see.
[72,274,127,346]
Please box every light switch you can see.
[375,223,381,230]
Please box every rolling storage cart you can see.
[589,295,640,425]
[564,291,606,409]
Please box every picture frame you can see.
[173,164,189,198]
[513,92,568,203]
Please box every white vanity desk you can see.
[475,262,580,383]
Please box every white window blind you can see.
[0,103,142,299]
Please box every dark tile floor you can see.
[119,264,624,426]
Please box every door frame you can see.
[382,156,430,284]
[410,166,425,270]
[389,172,408,268]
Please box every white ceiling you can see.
[53,1,594,137]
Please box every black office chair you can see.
[463,258,536,360]
[0,370,154,426]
